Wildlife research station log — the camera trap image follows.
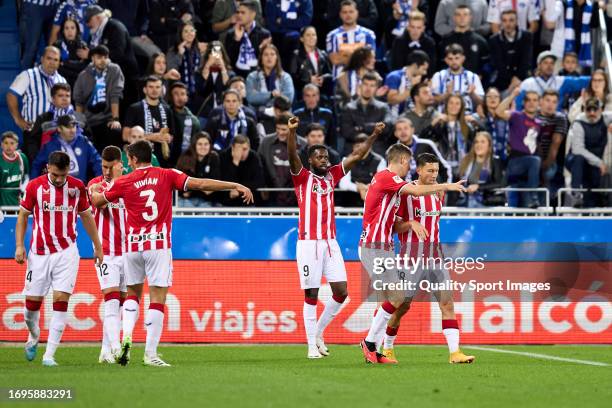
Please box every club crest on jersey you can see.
[393,175,403,183]
[68,188,78,197]
[129,232,165,243]
[43,201,74,212]
[415,208,441,217]
[312,183,332,195]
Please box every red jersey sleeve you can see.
[291,167,310,186]
[328,163,346,187]
[20,180,37,212]
[380,171,409,194]
[103,177,125,203]
[169,168,189,191]
[77,183,91,213]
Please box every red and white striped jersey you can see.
[20,175,90,255]
[292,164,345,240]
[103,166,189,252]
[397,181,444,244]
[88,176,127,257]
[360,169,409,246]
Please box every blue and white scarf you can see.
[486,114,509,161]
[280,0,298,20]
[564,0,593,65]
[392,0,412,37]
[58,136,80,177]
[236,22,258,72]
[180,46,201,95]
[215,108,248,150]
[89,68,107,107]
[347,70,360,98]
[49,104,75,121]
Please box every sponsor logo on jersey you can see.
[128,232,166,243]
[42,201,74,212]
[134,177,159,189]
[107,202,125,209]
[5,174,21,183]
[415,208,441,217]
[312,183,333,195]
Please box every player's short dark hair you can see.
[407,50,430,68]
[410,82,429,100]
[275,113,291,126]
[308,144,328,158]
[127,140,152,164]
[273,95,292,111]
[306,122,325,136]
[48,151,70,170]
[144,75,162,86]
[542,89,559,99]
[445,43,464,57]
[1,131,19,143]
[501,8,517,18]
[340,0,357,10]
[416,152,439,167]
[90,45,109,57]
[101,145,122,162]
[51,83,71,97]
[386,143,412,163]
[361,71,379,85]
[232,134,250,146]
[239,0,258,13]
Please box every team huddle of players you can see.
[15,116,473,367]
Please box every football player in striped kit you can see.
[288,116,383,359]
[381,153,475,364]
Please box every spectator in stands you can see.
[7,47,67,140]
[225,0,272,79]
[335,46,380,108]
[98,0,161,61]
[148,0,195,52]
[326,0,377,79]
[170,82,201,153]
[487,0,541,34]
[385,50,430,118]
[390,10,436,76]
[211,0,264,36]
[537,90,568,194]
[166,22,207,102]
[145,52,182,97]
[226,76,258,120]
[474,87,509,162]
[438,5,489,76]
[260,95,293,134]
[401,82,441,136]
[338,133,386,204]
[340,72,393,155]
[496,87,542,208]
[265,0,313,65]
[123,76,176,167]
[393,117,452,183]
[246,44,295,112]
[326,0,379,31]
[122,126,161,173]
[294,84,335,147]
[457,131,506,207]
[384,0,421,49]
[31,114,102,183]
[84,5,139,104]
[298,123,341,169]
[53,17,90,88]
[516,51,590,110]
[73,45,124,152]
[422,94,476,176]
[219,135,265,206]
[558,52,583,110]
[431,44,484,114]
[0,132,29,207]
[488,9,533,93]
[434,0,490,37]
[205,89,260,151]
[569,69,612,123]
[19,0,57,69]
[547,0,599,72]
[193,41,234,118]
[288,26,332,100]
[566,98,612,207]
[176,132,221,207]
[28,83,86,163]
[258,113,306,206]
[49,0,97,45]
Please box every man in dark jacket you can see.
[488,9,533,93]
[390,10,436,77]
[147,0,195,52]
[219,134,265,205]
[294,84,335,147]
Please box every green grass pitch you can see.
[1,345,611,408]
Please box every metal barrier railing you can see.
[556,187,612,215]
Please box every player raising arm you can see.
[287,116,384,359]
[15,151,103,367]
[89,141,253,367]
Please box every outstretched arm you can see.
[186,177,254,204]
[400,180,466,196]
[287,116,303,175]
[496,86,521,121]
[342,122,385,172]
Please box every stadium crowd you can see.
[3,0,612,208]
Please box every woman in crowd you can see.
[475,87,509,163]
[54,17,88,88]
[457,131,505,207]
[166,22,207,102]
[569,69,612,122]
[245,44,295,114]
[205,89,260,151]
[288,26,332,102]
[193,41,234,118]
[334,46,381,108]
[175,132,221,207]
[145,52,181,97]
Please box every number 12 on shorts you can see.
[98,263,109,277]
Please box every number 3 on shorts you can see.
[303,265,309,277]
[140,189,158,221]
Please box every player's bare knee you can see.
[304,288,319,300]
[127,284,143,299]
[102,287,121,295]
[396,301,411,317]
[52,291,71,303]
[149,286,168,304]
[25,295,44,303]
[330,282,347,298]
[439,299,454,315]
